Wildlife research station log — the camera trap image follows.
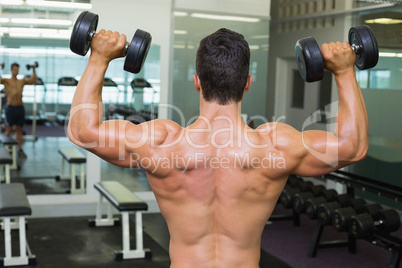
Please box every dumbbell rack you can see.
[309,170,402,267]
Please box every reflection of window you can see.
[356,70,369,89]
[370,70,391,89]
[356,69,391,89]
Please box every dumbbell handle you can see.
[351,44,362,55]
[88,30,129,53]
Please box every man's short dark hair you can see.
[196,28,250,105]
[11,63,19,69]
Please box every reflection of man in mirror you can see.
[0,63,37,158]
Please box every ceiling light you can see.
[174,12,188,17]
[10,18,73,26]
[0,27,71,39]
[0,0,23,5]
[174,30,187,35]
[0,18,10,23]
[365,18,402,24]
[191,13,261,23]
[379,52,402,58]
[25,0,92,10]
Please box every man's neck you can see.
[199,100,244,126]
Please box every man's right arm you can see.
[267,41,368,177]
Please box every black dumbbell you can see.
[26,62,38,70]
[295,25,379,82]
[305,193,352,220]
[350,209,401,238]
[287,174,303,187]
[332,203,383,232]
[70,11,152,74]
[292,185,326,214]
[280,181,313,209]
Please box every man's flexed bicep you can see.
[287,127,355,177]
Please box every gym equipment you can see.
[332,203,383,232]
[279,181,313,209]
[26,62,38,70]
[295,25,378,82]
[292,185,326,214]
[304,192,350,220]
[0,63,4,70]
[350,209,401,238]
[0,183,36,266]
[57,147,87,194]
[70,11,152,74]
[90,181,152,260]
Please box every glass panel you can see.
[171,12,269,127]
[349,4,402,209]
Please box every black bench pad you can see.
[58,148,86,163]
[0,147,12,164]
[0,134,17,145]
[0,183,31,217]
[94,181,148,212]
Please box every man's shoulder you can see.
[146,119,183,146]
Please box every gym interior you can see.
[0,0,402,267]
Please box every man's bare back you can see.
[68,28,368,267]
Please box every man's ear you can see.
[244,74,253,93]
[193,74,201,92]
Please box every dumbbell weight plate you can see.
[295,37,324,82]
[70,11,99,56]
[348,25,379,70]
[350,213,374,238]
[124,29,152,74]
[375,209,401,233]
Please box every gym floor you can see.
[1,124,400,267]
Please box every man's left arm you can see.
[23,65,37,85]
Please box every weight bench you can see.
[0,183,35,267]
[58,147,86,194]
[0,148,12,184]
[90,181,152,261]
[0,135,17,171]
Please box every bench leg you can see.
[70,164,85,194]
[115,212,150,260]
[6,145,17,171]
[5,164,10,184]
[2,216,30,266]
[92,196,117,227]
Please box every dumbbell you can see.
[295,25,379,82]
[332,203,383,232]
[279,181,314,209]
[317,197,366,225]
[350,209,401,238]
[287,174,303,187]
[292,185,327,214]
[26,62,38,70]
[305,193,352,220]
[69,11,152,74]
